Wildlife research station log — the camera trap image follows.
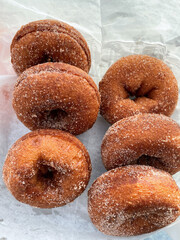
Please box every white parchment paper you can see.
[0,0,180,239]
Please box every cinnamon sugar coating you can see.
[11,19,91,74]
[101,114,180,174]
[88,165,180,236]
[12,62,100,135]
[99,55,178,124]
[3,129,91,208]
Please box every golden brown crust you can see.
[102,113,180,174]
[3,129,91,208]
[88,165,180,236]
[101,113,180,174]
[11,19,91,74]
[13,62,100,135]
[99,55,178,124]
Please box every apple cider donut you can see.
[11,19,91,75]
[101,114,180,174]
[12,62,100,135]
[99,55,178,124]
[88,165,180,236]
[3,129,91,208]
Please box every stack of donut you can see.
[10,19,100,135]
[88,55,180,236]
[2,19,180,237]
[3,19,100,208]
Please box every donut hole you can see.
[136,155,165,168]
[126,87,156,101]
[128,94,137,101]
[44,109,68,122]
[41,54,54,63]
[37,164,57,183]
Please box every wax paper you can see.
[0,0,180,239]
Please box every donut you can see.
[12,62,100,135]
[88,165,180,236]
[101,113,180,174]
[3,129,91,208]
[11,19,91,75]
[99,55,178,124]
